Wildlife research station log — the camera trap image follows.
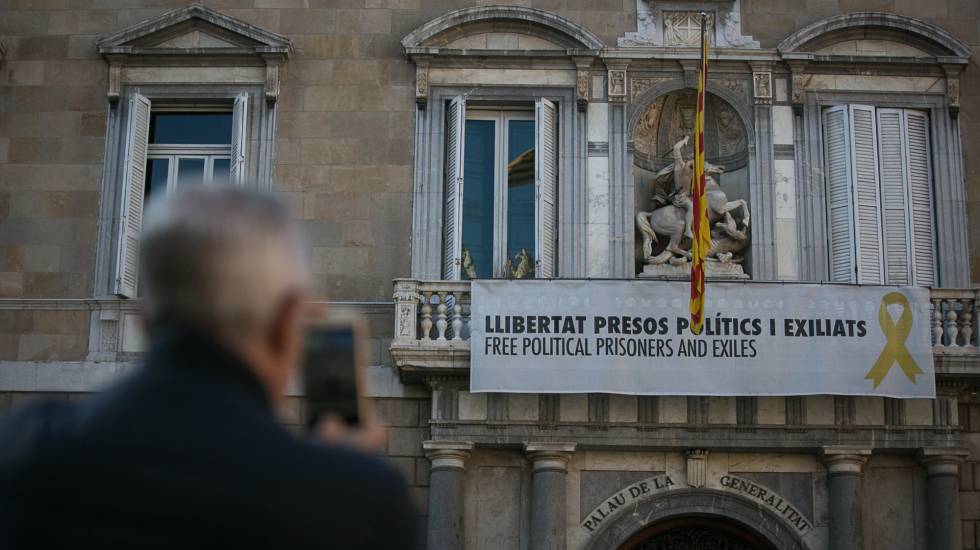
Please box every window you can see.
[145,111,235,202]
[822,105,935,286]
[114,93,248,298]
[443,96,558,280]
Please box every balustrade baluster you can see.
[420,292,433,341]
[451,292,463,341]
[436,291,448,341]
[932,299,943,346]
[961,298,974,348]
[946,305,959,347]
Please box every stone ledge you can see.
[429,422,960,451]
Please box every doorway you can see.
[619,516,777,550]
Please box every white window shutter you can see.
[443,96,465,280]
[230,93,249,184]
[848,104,884,284]
[822,105,856,283]
[903,109,936,286]
[114,93,152,298]
[875,108,912,284]
[534,98,558,278]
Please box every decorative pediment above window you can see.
[778,13,971,116]
[402,6,603,53]
[98,3,292,105]
[403,6,601,110]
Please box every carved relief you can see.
[663,11,714,47]
[416,66,428,98]
[608,69,626,102]
[714,78,747,101]
[633,89,748,173]
[577,69,590,110]
[753,71,772,103]
[630,76,671,101]
[791,72,806,106]
[686,449,708,488]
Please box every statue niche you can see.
[633,90,751,278]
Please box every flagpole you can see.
[689,12,708,335]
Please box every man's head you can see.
[140,187,311,404]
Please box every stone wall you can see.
[960,400,980,549]
[0,1,977,350]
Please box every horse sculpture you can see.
[636,136,751,266]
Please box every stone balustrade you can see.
[931,288,978,349]
[390,279,979,376]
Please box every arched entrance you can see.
[619,516,777,550]
[584,489,809,550]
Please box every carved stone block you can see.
[608,69,626,102]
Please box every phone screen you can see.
[303,324,360,431]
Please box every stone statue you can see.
[635,136,751,276]
[461,248,477,280]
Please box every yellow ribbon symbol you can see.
[865,292,923,388]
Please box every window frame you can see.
[411,86,584,280]
[821,103,937,286]
[464,108,536,278]
[801,90,964,286]
[94,84,271,299]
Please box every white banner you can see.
[469,280,935,398]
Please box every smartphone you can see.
[302,314,368,432]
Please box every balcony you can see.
[390,279,980,384]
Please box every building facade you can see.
[1,1,979,549]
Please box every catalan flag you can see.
[690,13,710,335]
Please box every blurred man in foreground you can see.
[0,188,415,548]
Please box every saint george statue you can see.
[635,136,751,278]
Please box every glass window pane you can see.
[144,158,170,205]
[506,119,535,277]
[461,119,496,280]
[212,158,231,184]
[176,158,205,187]
[149,112,233,145]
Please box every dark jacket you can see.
[0,330,416,549]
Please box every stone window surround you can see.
[797,90,968,286]
[86,5,291,362]
[411,85,587,279]
[93,84,275,300]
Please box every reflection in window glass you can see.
[176,158,205,187]
[144,158,170,203]
[212,158,231,184]
[149,113,233,145]
[506,119,535,275]
[461,120,495,279]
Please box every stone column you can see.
[920,448,969,550]
[821,447,871,550]
[423,441,473,550]
[525,442,576,550]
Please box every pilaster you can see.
[526,442,576,550]
[919,448,969,550]
[821,447,871,550]
[424,441,474,550]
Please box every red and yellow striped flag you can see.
[690,14,710,335]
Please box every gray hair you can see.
[140,187,310,345]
